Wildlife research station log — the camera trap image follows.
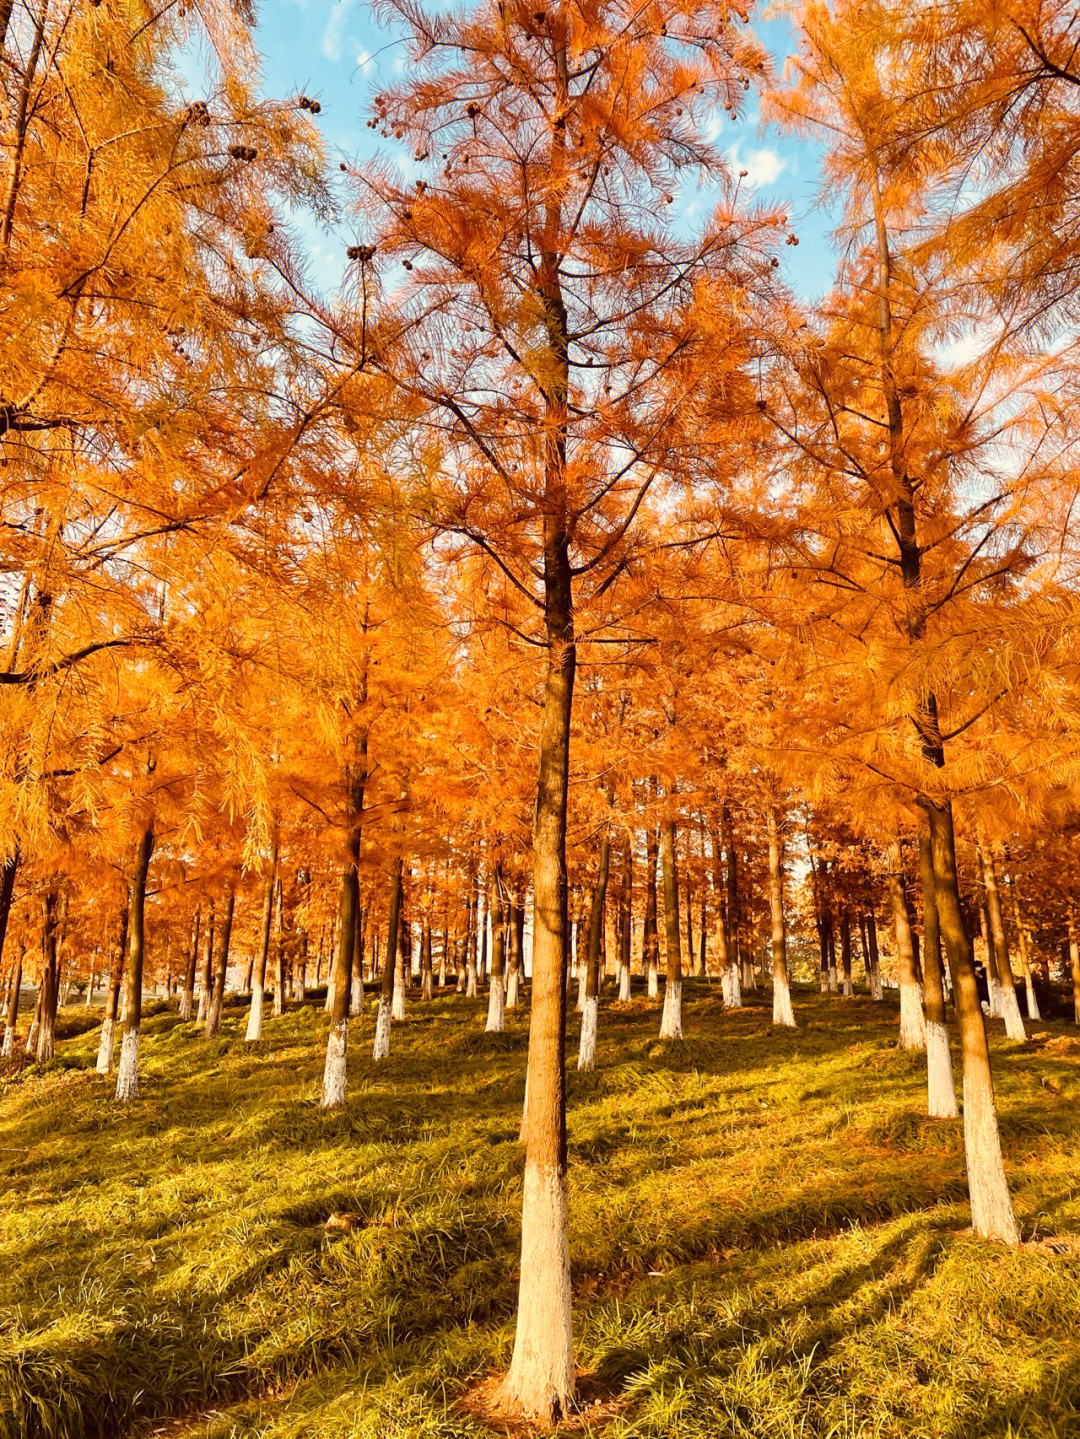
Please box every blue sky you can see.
[246,0,839,300]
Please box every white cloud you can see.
[357,46,373,73]
[321,0,353,62]
[729,144,786,188]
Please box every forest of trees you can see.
[3,0,1080,1429]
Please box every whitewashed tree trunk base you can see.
[320,1019,348,1107]
[659,979,682,1040]
[963,1071,1019,1243]
[617,963,630,1002]
[178,990,192,1021]
[926,1020,958,1118]
[391,985,406,1022]
[577,996,597,1071]
[507,971,520,1008]
[245,989,264,1042]
[96,1017,115,1075]
[1,1025,14,1058]
[647,963,658,999]
[114,1029,139,1101]
[501,1161,575,1423]
[372,996,392,1061]
[1001,984,1027,1042]
[486,979,505,1033]
[1024,979,1040,1021]
[773,978,796,1028]
[899,982,927,1050]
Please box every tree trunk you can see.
[918,831,958,1118]
[618,845,632,1001]
[927,802,1018,1242]
[978,838,1026,1042]
[659,803,682,1040]
[1006,863,1039,1021]
[486,866,507,1033]
[577,812,611,1070]
[644,821,659,998]
[273,875,286,1017]
[115,824,155,1101]
[767,808,796,1028]
[2,939,23,1057]
[179,907,200,1021]
[197,902,214,1024]
[373,856,403,1061]
[1068,909,1080,1026]
[35,889,60,1062]
[97,896,128,1074]
[204,883,235,1038]
[887,839,926,1050]
[507,893,523,1008]
[722,805,742,1008]
[321,866,358,1107]
[246,871,276,1042]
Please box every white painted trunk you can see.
[506,969,520,1008]
[871,967,884,1002]
[576,995,597,1071]
[196,989,207,1023]
[178,989,192,1021]
[659,978,682,1040]
[320,1019,348,1108]
[843,973,853,997]
[1000,982,1027,1042]
[988,969,1002,1018]
[729,963,743,1008]
[647,961,658,999]
[1,1024,14,1058]
[899,980,926,1050]
[576,969,586,1013]
[391,980,406,1022]
[617,962,630,1002]
[485,977,505,1033]
[501,1161,575,1421]
[926,1019,958,1118]
[114,1029,139,1101]
[1025,977,1040,1021]
[245,986,264,1042]
[827,965,838,994]
[351,976,363,1014]
[372,994,391,1061]
[25,1018,38,1054]
[422,970,433,1001]
[466,966,478,998]
[96,1016,116,1075]
[772,973,796,1028]
[963,1069,1019,1242]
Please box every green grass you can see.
[2,984,1080,1438]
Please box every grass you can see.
[2,982,1080,1438]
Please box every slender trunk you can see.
[1006,863,1039,1021]
[839,910,853,996]
[618,846,632,1001]
[2,939,23,1057]
[722,805,742,1008]
[644,821,659,997]
[35,890,59,1062]
[1068,910,1080,1027]
[179,907,199,1021]
[273,876,286,1017]
[918,832,958,1118]
[866,910,883,1000]
[486,866,507,1033]
[204,884,235,1038]
[888,839,926,1050]
[115,825,155,1101]
[659,802,682,1040]
[321,866,358,1107]
[767,809,795,1028]
[577,810,611,1070]
[97,897,128,1073]
[421,923,433,1001]
[246,872,276,1041]
[373,856,403,1061]
[197,903,214,1024]
[978,838,1025,1042]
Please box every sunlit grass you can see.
[2,983,1079,1437]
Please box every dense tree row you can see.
[3,0,1080,1422]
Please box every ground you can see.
[2,983,1079,1438]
